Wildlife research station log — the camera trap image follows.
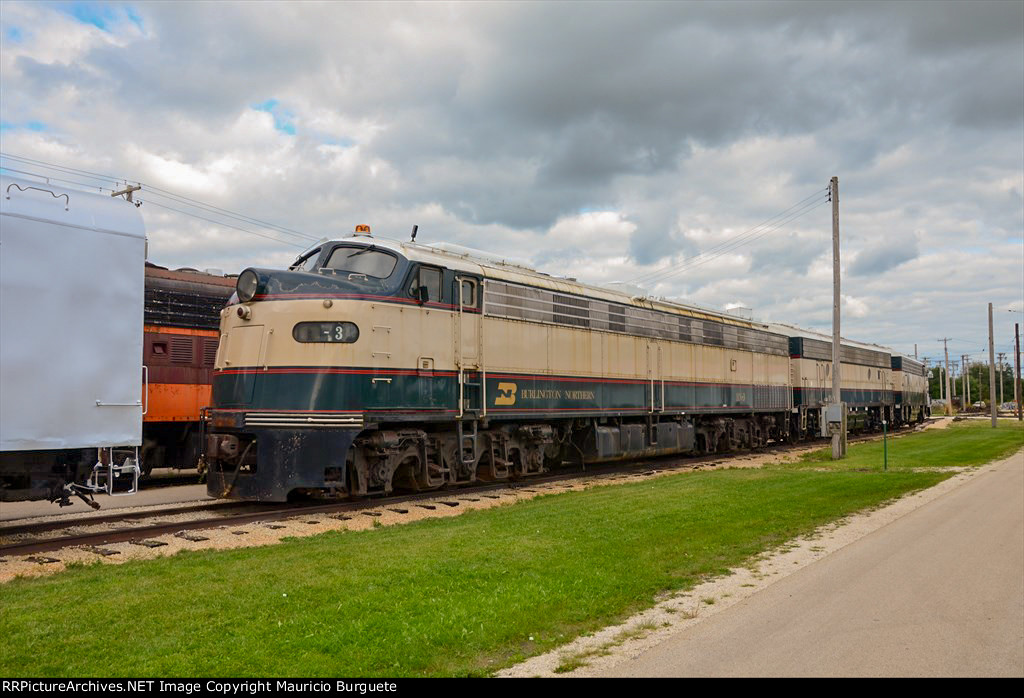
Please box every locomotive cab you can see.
[203,231,486,501]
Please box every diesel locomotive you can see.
[203,228,929,502]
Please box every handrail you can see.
[5,182,70,210]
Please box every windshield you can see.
[322,245,398,279]
[289,247,322,272]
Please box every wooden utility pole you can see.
[960,355,965,405]
[1016,323,1022,421]
[998,352,1006,405]
[830,176,845,458]
[988,303,997,427]
[942,338,953,415]
[963,354,970,406]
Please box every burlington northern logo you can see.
[495,382,517,406]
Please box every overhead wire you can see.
[0,152,123,186]
[0,166,119,193]
[142,200,308,249]
[141,182,316,243]
[628,193,830,289]
[659,198,829,277]
[634,192,829,283]
[0,151,318,247]
[627,187,830,287]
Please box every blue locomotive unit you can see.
[203,228,928,502]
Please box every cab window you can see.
[409,266,443,303]
[323,246,398,279]
[290,248,322,272]
[459,279,477,307]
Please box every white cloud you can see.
[0,0,1020,358]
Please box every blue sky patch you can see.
[252,99,296,136]
[252,98,279,112]
[6,26,23,42]
[55,2,143,32]
[0,120,48,132]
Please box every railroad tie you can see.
[174,532,209,543]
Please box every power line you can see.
[627,187,830,287]
[667,199,829,277]
[0,166,118,194]
[629,188,828,283]
[141,184,316,242]
[628,187,829,283]
[629,194,830,288]
[0,152,123,186]
[1,152,318,246]
[143,200,308,249]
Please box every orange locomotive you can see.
[142,265,235,475]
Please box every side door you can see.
[647,342,663,413]
[454,275,482,415]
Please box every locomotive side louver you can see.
[242,412,364,428]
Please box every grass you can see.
[1,421,1019,677]
[553,622,658,673]
[784,419,1023,472]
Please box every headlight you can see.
[236,269,259,303]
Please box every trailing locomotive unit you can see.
[142,265,237,475]
[205,227,796,501]
[779,325,930,435]
[782,325,892,435]
[891,354,930,426]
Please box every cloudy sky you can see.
[1,1,1022,367]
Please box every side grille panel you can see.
[242,412,363,428]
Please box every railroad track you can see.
[0,425,930,559]
[0,499,256,538]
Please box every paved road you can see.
[602,451,1024,677]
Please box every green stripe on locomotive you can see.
[212,369,788,416]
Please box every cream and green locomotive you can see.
[891,354,930,426]
[204,229,797,501]
[776,324,929,435]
